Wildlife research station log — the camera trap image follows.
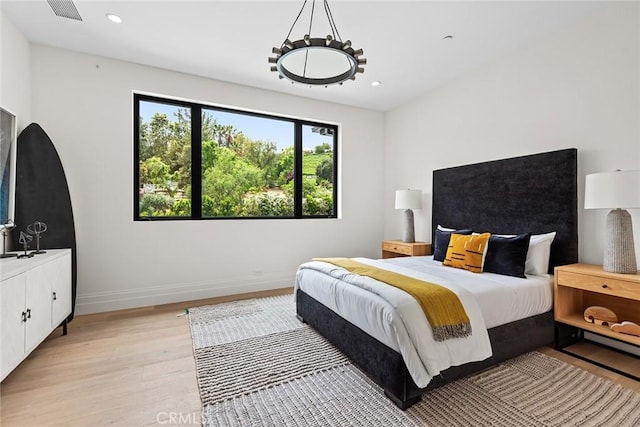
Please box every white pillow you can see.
[525,232,556,276]
[492,231,557,276]
[437,224,456,232]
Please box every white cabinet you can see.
[1,274,27,378]
[1,249,72,381]
[50,256,72,328]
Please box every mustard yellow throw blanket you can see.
[315,258,472,342]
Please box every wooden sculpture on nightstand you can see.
[610,321,640,337]
[583,306,618,326]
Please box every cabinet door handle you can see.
[53,292,57,301]
[26,308,31,319]
[602,284,608,289]
[21,311,27,322]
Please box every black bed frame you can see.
[297,148,579,409]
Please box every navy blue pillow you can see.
[433,228,473,262]
[483,233,531,278]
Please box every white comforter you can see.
[295,257,493,388]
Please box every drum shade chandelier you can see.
[269,0,366,86]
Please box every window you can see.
[134,94,338,220]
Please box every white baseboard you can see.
[74,273,294,315]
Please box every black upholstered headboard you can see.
[432,149,578,273]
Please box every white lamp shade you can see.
[395,189,422,210]
[584,170,640,209]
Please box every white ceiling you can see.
[2,1,606,112]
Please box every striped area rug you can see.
[189,295,640,426]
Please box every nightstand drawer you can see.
[382,241,412,256]
[557,270,640,301]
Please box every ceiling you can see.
[1,1,606,112]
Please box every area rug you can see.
[189,295,640,426]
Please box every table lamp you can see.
[395,189,422,243]
[584,170,640,273]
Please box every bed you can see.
[295,148,578,409]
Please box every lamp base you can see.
[603,209,637,274]
[402,209,415,243]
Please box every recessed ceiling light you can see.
[106,13,123,24]
[371,81,382,87]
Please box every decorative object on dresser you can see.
[554,263,640,380]
[1,249,72,381]
[12,124,78,320]
[584,169,640,274]
[17,231,34,259]
[395,189,422,243]
[381,240,431,259]
[27,221,48,254]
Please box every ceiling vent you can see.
[47,0,82,21]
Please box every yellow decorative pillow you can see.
[443,233,491,273]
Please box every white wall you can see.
[28,46,385,314]
[8,2,639,314]
[384,2,640,267]
[0,12,30,254]
[0,12,30,130]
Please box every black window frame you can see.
[133,93,339,221]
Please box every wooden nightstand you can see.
[554,263,640,379]
[382,240,432,259]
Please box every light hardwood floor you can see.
[1,290,638,426]
[0,288,292,426]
